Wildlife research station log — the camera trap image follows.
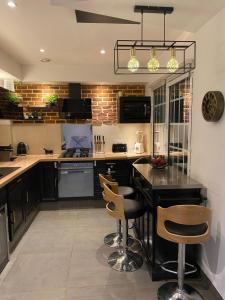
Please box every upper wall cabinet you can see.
[118,96,151,123]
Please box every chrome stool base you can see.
[104,233,141,249]
[158,282,203,300]
[108,249,143,272]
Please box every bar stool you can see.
[102,182,146,272]
[157,205,212,300]
[99,174,136,248]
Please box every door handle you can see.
[144,104,147,116]
[17,178,22,184]
[10,211,15,224]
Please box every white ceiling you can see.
[0,0,225,71]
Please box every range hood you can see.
[59,83,92,119]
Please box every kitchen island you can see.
[133,163,205,281]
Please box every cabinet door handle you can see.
[26,191,29,203]
[144,104,147,116]
[10,211,15,224]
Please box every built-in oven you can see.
[0,188,9,273]
[58,162,94,199]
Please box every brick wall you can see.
[0,87,23,120]
[11,83,145,125]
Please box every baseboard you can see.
[200,270,223,300]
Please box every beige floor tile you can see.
[67,284,159,300]
[0,289,67,300]
[0,253,71,294]
[18,229,76,254]
[0,209,219,300]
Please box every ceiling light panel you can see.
[7,1,17,8]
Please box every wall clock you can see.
[202,91,224,122]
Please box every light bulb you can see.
[167,48,179,73]
[7,1,17,8]
[147,48,160,73]
[127,48,139,73]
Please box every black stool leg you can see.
[107,219,143,272]
[158,244,204,300]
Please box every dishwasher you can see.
[58,162,94,198]
[0,188,9,273]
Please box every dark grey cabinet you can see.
[94,159,135,200]
[41,162,58,201]
[7,166,41,247]
[7,176,26,241]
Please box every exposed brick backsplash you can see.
[11,83,145,125]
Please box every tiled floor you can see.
[0,208,219,299]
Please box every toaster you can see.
[112,143,127,153]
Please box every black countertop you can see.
[133,164,203,190]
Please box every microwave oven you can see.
[118,96,151,123]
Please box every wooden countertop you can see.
[133,163,203,190]
[0,152,150,188]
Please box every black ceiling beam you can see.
[134,5,174,15]
[75,10,140,24]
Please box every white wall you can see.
[93,123,151,153]
[0,48,22,80]
[191,7,225,298]
[21,63,152,84]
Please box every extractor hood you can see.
[59,83,92,119]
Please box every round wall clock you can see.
[202,91,225,122]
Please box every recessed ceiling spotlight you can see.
[7,1,17,8]
[100,49,106,55]
[40,49,45,53]
[40,58,51,63]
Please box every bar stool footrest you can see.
[160,260,197,275]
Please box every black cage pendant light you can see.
[114,5,196,75]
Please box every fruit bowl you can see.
[151,157,168,169]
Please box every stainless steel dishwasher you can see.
[58,162,94,198]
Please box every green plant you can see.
[8,93,19,105]
[44,94,58,106]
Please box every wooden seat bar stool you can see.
[99,174,136,248]
[157,205,212,300]
[102,182,146,272]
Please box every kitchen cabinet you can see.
[25,165,41,219]
[41,162,58,201]
[133,165,204,281]
[94,159,135,200]
[7,175,26,241]
[7,166,41,248]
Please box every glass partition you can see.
[153,76,192,174]
[153,85,168,157]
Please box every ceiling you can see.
[0,0,225,73]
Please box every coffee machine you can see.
[134,130,144,154]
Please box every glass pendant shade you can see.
[127,48,139,73]
[167,48,179,73]
[147,48,160,72]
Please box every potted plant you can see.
[8,93,19,106]
[44,94,58,107]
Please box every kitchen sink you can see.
[0,167,20,179]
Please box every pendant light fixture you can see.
[127,47,139,73]
[147,48,160,73]
[114,5,196,75]
[167,48,179,73]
